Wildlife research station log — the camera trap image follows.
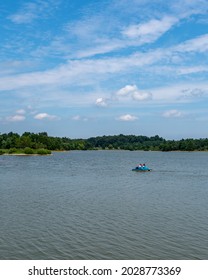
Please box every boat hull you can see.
[132,168,151,172]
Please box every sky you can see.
[0,0,208,139]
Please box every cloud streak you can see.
[0,32,207,92]
[8,0,59,24]
[162,109,184,118]
[123,16,178,42]
[175,34,208,53]
[6,115,26,122]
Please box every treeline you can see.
[0,132,87,153]
[87,134,208,151]
[1,132,208,153]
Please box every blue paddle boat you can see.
[132,165,151,172]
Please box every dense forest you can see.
[0,132,208,154]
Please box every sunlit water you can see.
[0,151,208,259]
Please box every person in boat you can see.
[136,163,144,169]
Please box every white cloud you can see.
[117,114,138,121]
[151,83,208,103]
[34,113,58,120]
[175,34,208,53]
[0,35,204,94]
[122,16,178,43]
[132,90,152,101]
[116,85,152,101]
[95,97,108,107]
[73,16,178,59]
[0,49,170,92]
[179,88,206,101]
[75,40,123,59]
[170,0,208,18]
[116,85,137,96]
[178,66,208,75]
[162,109,184,118]
[6,115,26,122]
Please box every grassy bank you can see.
[0,147,52,155]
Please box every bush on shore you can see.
[0,149,5,155]
[8,148,17,154]
[36,148,51,155]
[24,147,34,154]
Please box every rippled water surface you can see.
[0,151,208,259]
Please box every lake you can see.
[0,150,208,259]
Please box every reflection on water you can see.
[0,151,208,259]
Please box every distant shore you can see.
[2,153,52,156]
[1,132,208,152]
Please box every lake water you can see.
[0,150,208,260]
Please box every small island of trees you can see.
[0,132,208,155]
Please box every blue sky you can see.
[0,0,208,139]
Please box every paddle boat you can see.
[132,164,151,172]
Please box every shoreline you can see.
[2,153,52,156]
[1,150,207,156]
